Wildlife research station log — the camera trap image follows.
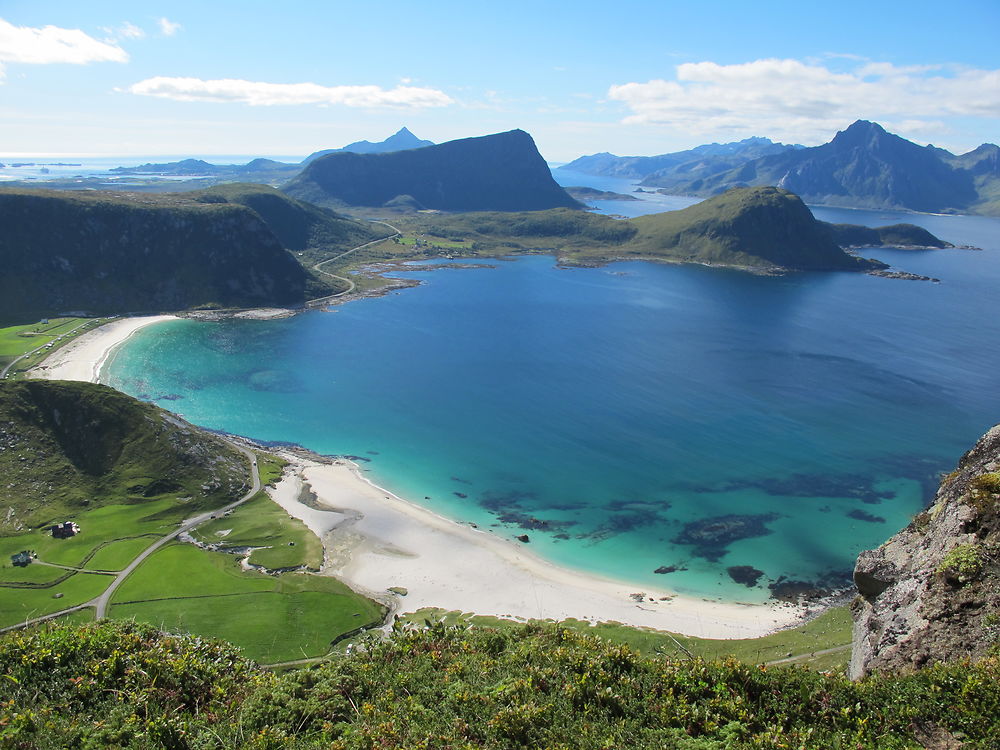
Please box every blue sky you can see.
[1,0,998,160]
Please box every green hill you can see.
[623,186,878,271]
[0,188,310,323]
[0,380,249,530]
[285,129,581,211]
[190,183,382,253]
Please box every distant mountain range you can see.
[301,127,433,164]
[284,129,581,211]
[567,121,1000,215]
[108,128,434,180]
[564,137,802,181]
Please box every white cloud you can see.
[126,76,454,108]
[101,21,145,41]
[608,58,1000,145]
[158,18,181,36]
[0,17,128,65]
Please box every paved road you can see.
[307,220,401,306]
[92,445,261,618]
[0,444,261,633]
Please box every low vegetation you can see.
[402,606,853,672]
[2,619,998,748]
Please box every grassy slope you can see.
[0,380,249,531]
[108,543,383,663]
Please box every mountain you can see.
[301,127,434,164]
[0,380,250,530]
[189,183,382,253]
[645,120,995,214]
[624,186,882,271]
[851,422,1000,679]
[0,188,311,322]
[285,129,581,211]
[562,137,799,180]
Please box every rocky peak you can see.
[850,424,1000,679]
[830,120,890,151]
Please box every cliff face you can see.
[285,129,581,211]
[850,425,1000,679]
[0,188,309,321]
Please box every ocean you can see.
[101,172,1000,603]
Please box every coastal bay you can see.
[70,200,1000,610]
[32,317,800,638]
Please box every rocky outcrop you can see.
[850,425,1000,679]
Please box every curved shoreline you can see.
[28,314,806,639]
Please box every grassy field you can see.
[256,453,288,486]
[82,536,160,571]
[109,543,384,663]
[0,498,185,571]
[0,317,104,376]
[401,605,854,673]
[189,490,323,570]
[0,571,111,627]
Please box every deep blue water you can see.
[104,182,1000,603]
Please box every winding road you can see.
[307,220,401,306]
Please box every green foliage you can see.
[936,543,985,584]
[3,621,999,748]
[0,620,268,748]
[971,472,1000,494]
[400,606,853,670]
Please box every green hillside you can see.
[0,380,249,530]
[623,187,877,271]
[190,183,382,254]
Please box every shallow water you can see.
[105,193,1000,603]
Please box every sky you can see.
[1,0,998,161]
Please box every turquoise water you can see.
[104,201,1000,603]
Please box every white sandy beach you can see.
[29,315,178,382]
[31,313,804,639]
[269,458,803,639]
